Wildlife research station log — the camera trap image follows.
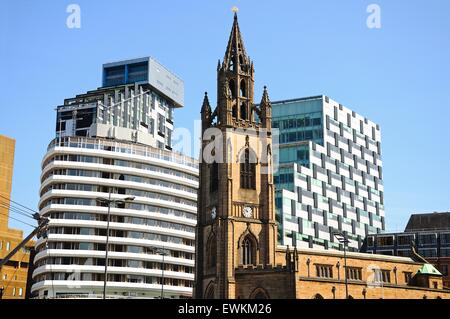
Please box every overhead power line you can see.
[0,194,40,228]
[0,194,39,214]
[0,210,36,228]
[0,201,36,220]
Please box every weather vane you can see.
[232,6,239,13]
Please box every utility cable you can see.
[0,201,37,221]
[0,210,36,228]
[0,194,39,215]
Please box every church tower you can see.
[195,13,277,299]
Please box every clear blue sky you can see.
[1,0,450,234]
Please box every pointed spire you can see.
[201,92,211,113]
[261,86,270,105]
[285,245,291,268]
[222,13,248,71]
[259,86,272,129]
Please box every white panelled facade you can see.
[31,137,198,298]
[273,96,385,252]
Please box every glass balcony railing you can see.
[48,137,198,169]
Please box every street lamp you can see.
[153,247,169,299]
[96,192,135,299]
[0,286,4,299]
[333,230,350,299]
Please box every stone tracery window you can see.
[240,102,247,120]
[241,235,256,265]
[240,148,256,189]
[207,235,217,268]
[240,79,246,97]
[229,79,236,99]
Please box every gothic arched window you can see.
[239,54,244,66]
[239,55,248,72]
[205,283,215,299]
[207,236,217,268]
[241,236,256,265]
[240,148,256,189]
[240,79,246,97]
[229,55,236,72]
[232,105,237,118]
[240,102,247,120]
[229,79,236,99]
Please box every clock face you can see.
[243,206,253,218]
[211,206,217,220]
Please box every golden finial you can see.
[232,6,239,13]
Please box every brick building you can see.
[0,135,34,299]
[194,14,450,299]
[363,212,450,289]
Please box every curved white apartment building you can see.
[31,136,198,298]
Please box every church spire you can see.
[222,13,249,73]
[195,12,277,299]
[261,86,270,105]
[213,13,255,128]
[201,92,212,128]
[201,91,211,113]
[259,86,272,130]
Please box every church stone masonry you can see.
[194,13,450,299]
[195,13,278,299]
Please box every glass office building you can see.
[273,96,385,251]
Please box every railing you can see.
[48,137,199,169]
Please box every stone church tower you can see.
[193,13,450,301]
[194,13,278,299]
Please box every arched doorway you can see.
[249,288,269,299]
[204,282,215,299]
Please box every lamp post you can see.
[306,258,311,277]
[0,286,4,299]
[96,192,135,299]
[153,247,169,299]
[333,231,350,299]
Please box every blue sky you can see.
[1,0,450,234]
